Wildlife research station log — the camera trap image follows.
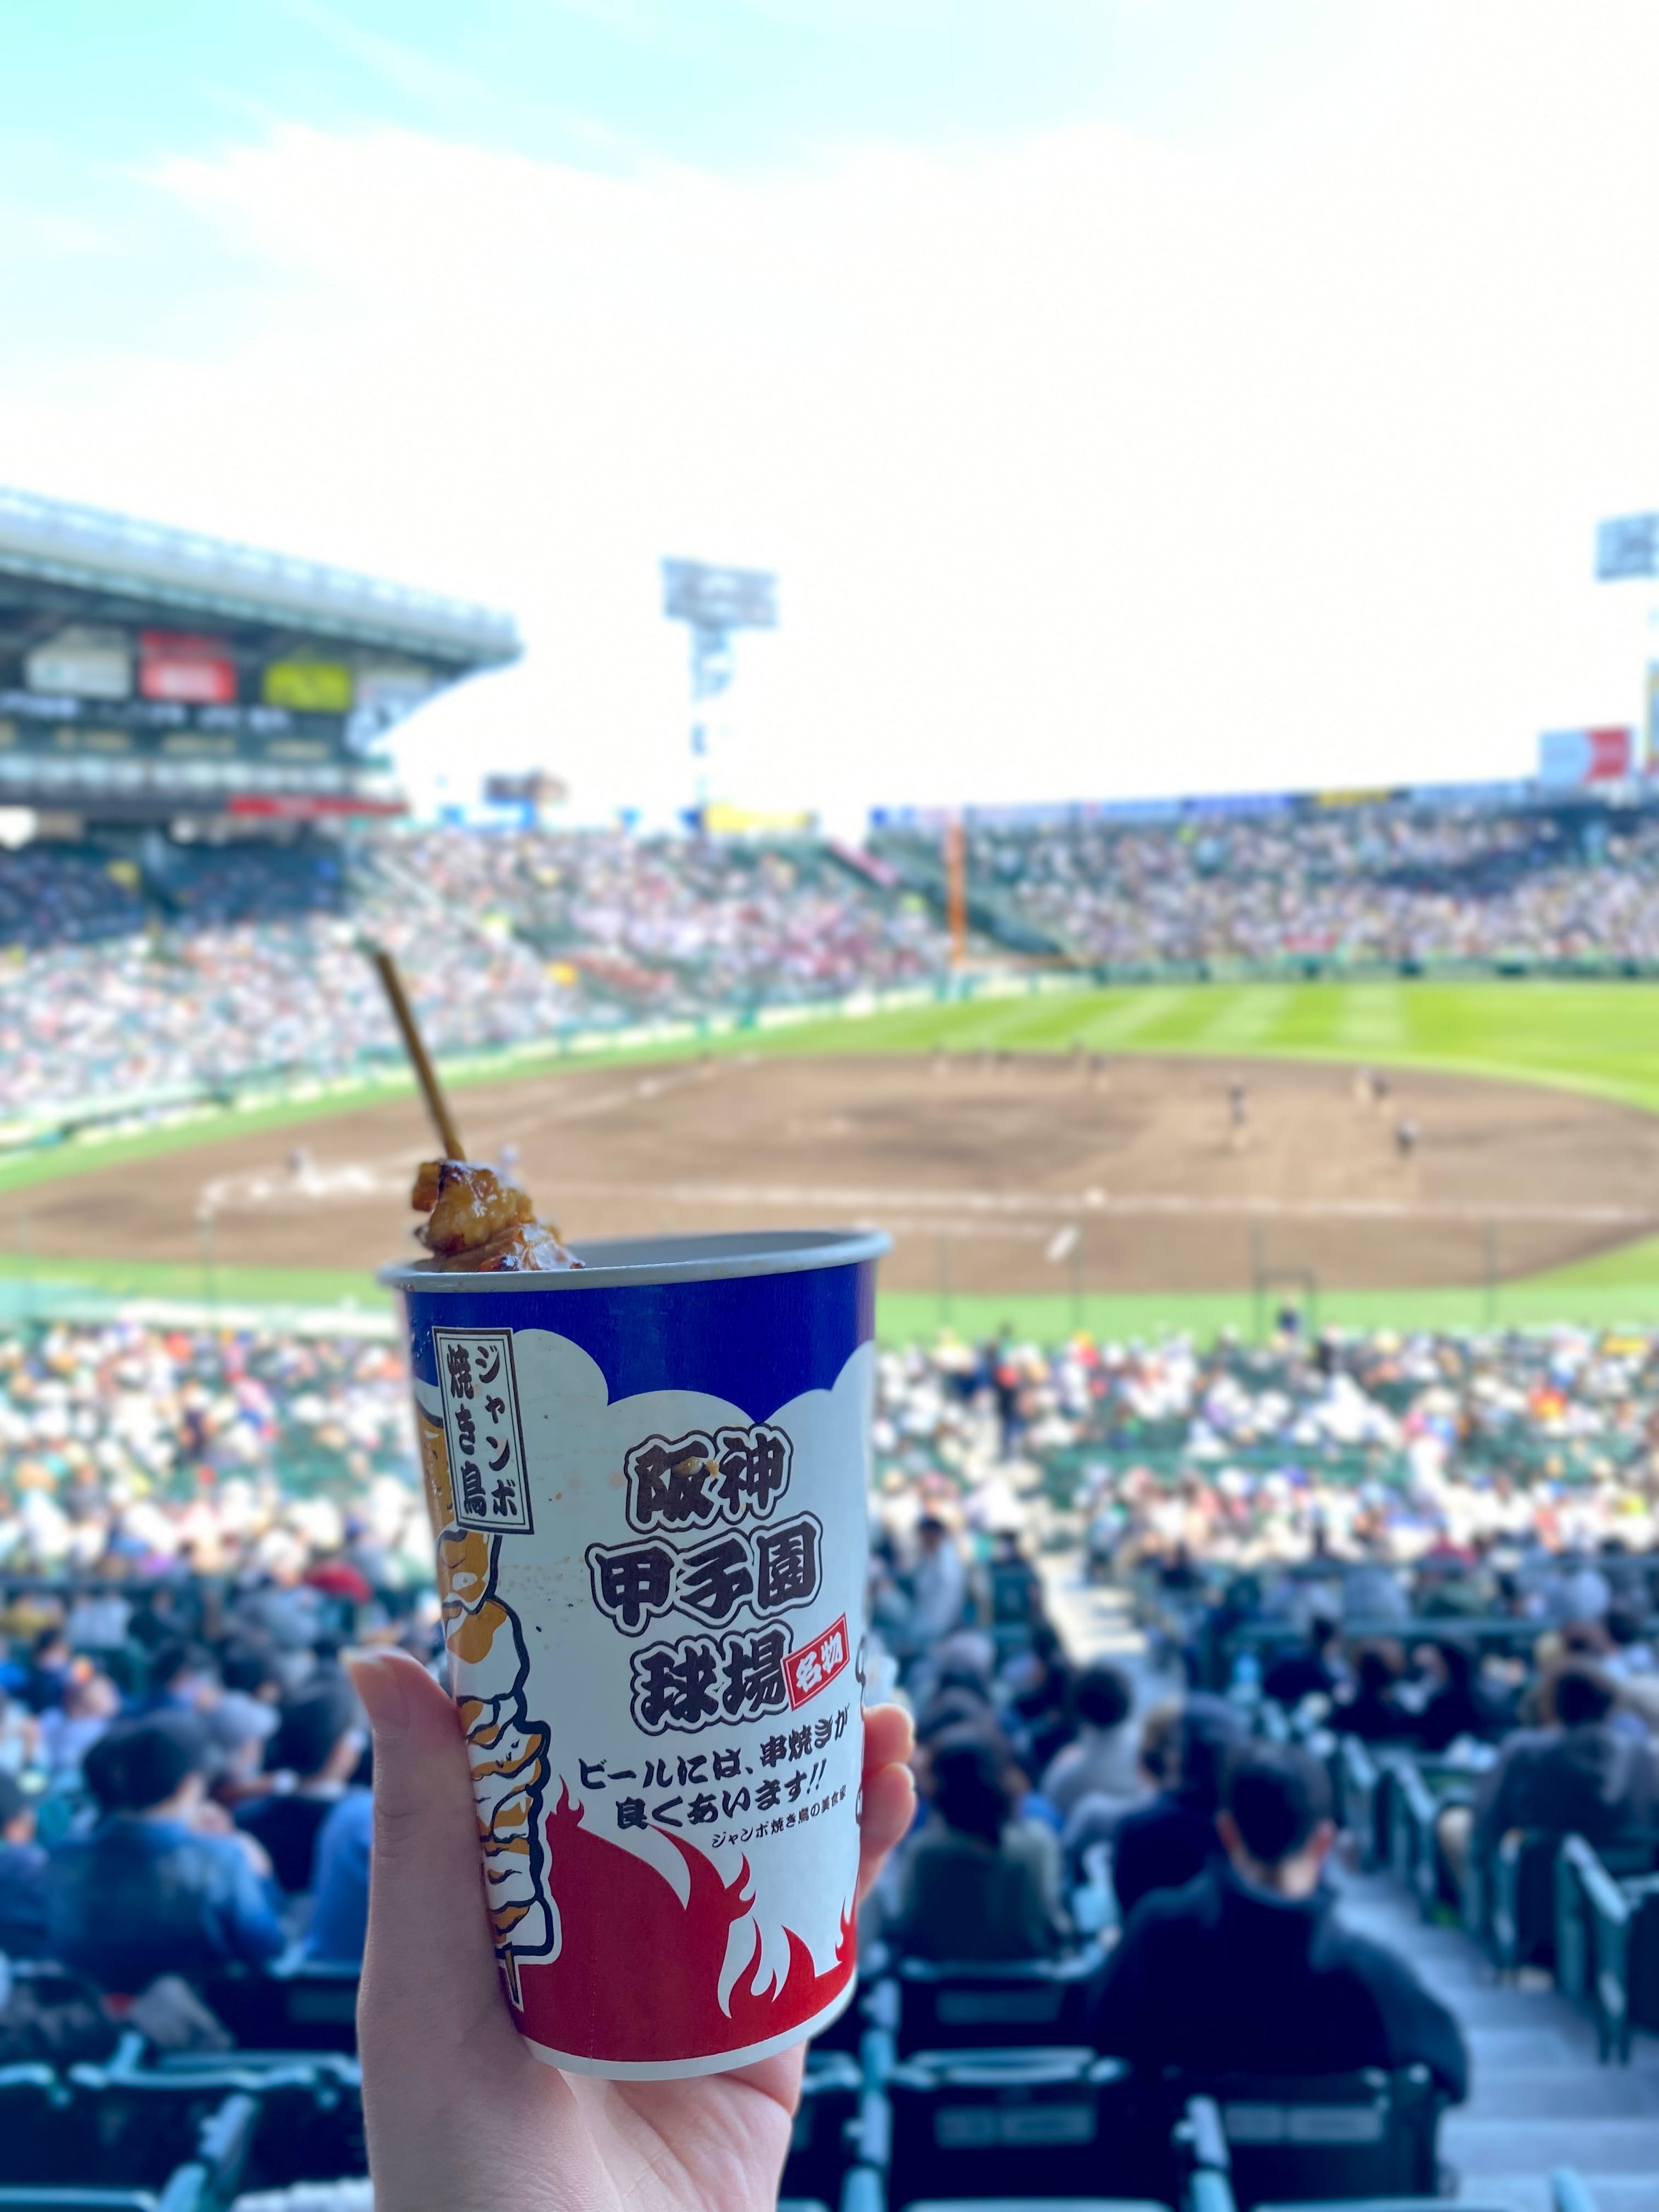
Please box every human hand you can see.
[349,1650,915,2212]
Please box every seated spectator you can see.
[303,1786,373,1965]
[888,1730,1070,1960]
[0,1772,49,1960]
[1059,1697,1175,1885]
[1262,1615,1341,1708]
[906,1516,969,1650]
[129,1640,219,1719]
[986,1531,1043,1632]
[1003,1622,1075,1776]
[236,1683,367,1893]
[1111,1695,1244,1921]
[1470,1662,1659,1859]
[16,1628,72,1715]
[1040,1662,1138,1817]
[0,1685,39,1776]
[37,1669,119,1784]
[48,1714,283,1994]
[1091,1742,1468,2100]
[1330,1645,1412,1742]
[1415,1640,1499,1753]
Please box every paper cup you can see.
[380,1228,887,2079]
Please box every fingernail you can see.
[348,1652,413,1737]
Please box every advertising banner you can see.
[1537,727,1634,785]
[263,659,354,712]
[138,631,236,707]
[24,627,131,701]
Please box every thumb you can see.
[349,1652,521,2088]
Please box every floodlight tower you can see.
[661,558,778,822]
[1595,514,1659,767]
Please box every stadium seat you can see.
[229,2190,370,2212]
[0,2066,78,2186]
[0,2177,209,2212]
[886,2047,1135,2206]
[197,1971,359,2056]
[780,2050,873,2207]
[894,1944,1108,2052]
[66,2047,357,2198]
[1144,2065,1443,2208]
[1336,1739,1380,1870]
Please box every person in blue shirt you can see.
[48,1713,283,1996]
[0,1771,49,1961]
[303,1786,373,1966]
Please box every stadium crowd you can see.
[3,1308,1659,2204]
[0,828,953,1122]
[11,797,1659,1125]
[881,798,1659,970]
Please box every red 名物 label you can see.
[784,1614,850,1709]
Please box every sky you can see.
[2,2,1658,828]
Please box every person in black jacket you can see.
[1110,1695,1244,1920]
[1091,1740,1468,2102]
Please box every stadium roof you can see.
[0,486,521,670]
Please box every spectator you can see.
[1262,1615,1341,1707]
[907,1516,968,1648]
[303,1787,373,1965]
[1415,1640,1500,1753]
[0,1772,49,1961]
[236,1683,367,1894]
[0,1686,38,1777]
[889,1730,1070,1961]
[1110,1696,1244,1921]
[16,1629,72,1714]
[1468,1663,1659,1861]
[48,1714,283,1993]
[1330,1646,1412,1743]
[1090,1742,1468,2099]
[986,1531,1043,1633]
[130,1640,219,1719]
[37,1670,119,1784]
[1040,1663,1138,1817]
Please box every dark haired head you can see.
[84,1715,208,1815]
[268,1682,360,1779]
[915,1688,997,1746]
[1309,1614,1339,1650]
[1554,1663,1617,1729]
[1356,1647,1398,1696]
[1175,1695,1247,1815]
[1074,1663,1133,1733]
[1435,1641,1474,1690]
[1605,1605,1647,1651]
[0,1771,29,1829]
[1224,1743,1333,1865]
[930,1730,1015,1848]
[146,1640,215,1696]
[220,1641,280,1697]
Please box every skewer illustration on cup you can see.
[370,945,887,2075]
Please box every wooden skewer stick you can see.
[370,947,465,1161]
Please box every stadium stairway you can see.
[1036,1549,1659,2210]
[1335,1864,1659,2212]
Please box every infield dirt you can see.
[8,1050,1659,1299]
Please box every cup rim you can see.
[376,1225,890,1293]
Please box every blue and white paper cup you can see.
[380,1227,887,2079]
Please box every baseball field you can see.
[5,977,1659,1340]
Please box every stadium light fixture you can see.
[660,559,777,822]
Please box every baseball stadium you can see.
[10,488,1659,2212]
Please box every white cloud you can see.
[2,0,1658,824]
